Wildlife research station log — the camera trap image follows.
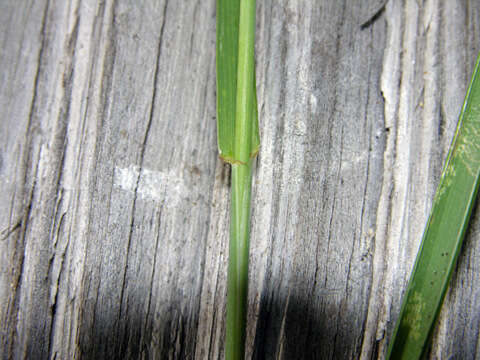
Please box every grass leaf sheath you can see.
[387,52,480,359]
[216,0,258,359]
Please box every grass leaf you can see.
[216,0,259,163]
[387,52,480,359]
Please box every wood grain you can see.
[0,0,479,359]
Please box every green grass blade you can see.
[387,52,480,359]
[233,0,256,164]
[216,0,239,163]
[216,0,258,358]
[216,0,259,163]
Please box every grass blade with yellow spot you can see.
[387,52,480,359]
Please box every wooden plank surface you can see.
[1,0,479,359]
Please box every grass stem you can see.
[217,0,258,358]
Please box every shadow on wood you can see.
[252,288,362,359]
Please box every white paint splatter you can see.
[113,165,188,203]
[114,166,140,192]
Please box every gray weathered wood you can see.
[1,0,479,359]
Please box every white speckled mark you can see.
[114,165,188,203]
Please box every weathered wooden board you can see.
[1,0,479,359]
